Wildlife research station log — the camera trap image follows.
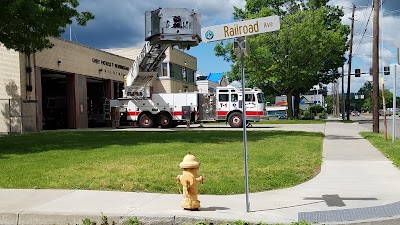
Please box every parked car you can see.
[387,108,394,116]
[379,109,393,116]
[351,110,360,116]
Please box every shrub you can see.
[301,110,314,120]
[80,218,96,225]
[123,217,140,225]
[309,105,325,114]
[317,112,327,119]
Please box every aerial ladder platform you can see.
[123,8,202,98]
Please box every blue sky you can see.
[61,0,400,94]
[186,42,232,77]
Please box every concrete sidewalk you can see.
[1,122,400,225]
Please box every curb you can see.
[3,212,400,225]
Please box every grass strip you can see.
[360,132,400,168]
[0,130,323,194]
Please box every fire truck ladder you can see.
[125,41,169,97]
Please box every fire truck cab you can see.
[212,86,265,127]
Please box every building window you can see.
[182,67,187,81]
[161,63,168,77]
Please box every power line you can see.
[354,4,371,37]
[381,0,389,7]
[353,6,371,52]
[384,9,400,15]
[354,6,374,55]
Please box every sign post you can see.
[201,16,280,213]
[236,37,250,212]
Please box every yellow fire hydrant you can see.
[176,153,204,210]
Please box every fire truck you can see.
[106,8,265,128]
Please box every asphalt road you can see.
[350,113,400,138]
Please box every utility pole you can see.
[332,82,337,117]
[372,0,380,133]
[332,83,336,117]
[346,3,356,121]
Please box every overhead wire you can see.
[353,4,371,48]
[384,9,400,15]
[354,3,371,36]
[380,0,389,7]
[353,5,374,55]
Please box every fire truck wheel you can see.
[228,112,243,128]
[158,113,173,128]
[138,113,155,128]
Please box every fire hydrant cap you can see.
[179,154,200,169]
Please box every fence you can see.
[0,99,39,135]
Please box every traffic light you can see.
[384,66,390,75]
[355,69,361,77]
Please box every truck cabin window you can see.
[219,94,229,102]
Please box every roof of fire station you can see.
[101,47,143,60]
[54,38,134,61]
[206,72,224,84]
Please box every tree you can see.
[0,0,94,54]
[215,0,349,119]
[382,89,393,109]
[325,94,333,114]
[357,81,373,97]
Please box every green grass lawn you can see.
[0,130,323,194]
[360,132,400,168]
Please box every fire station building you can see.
[0,38,197,134]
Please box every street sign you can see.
[201,15,280,43]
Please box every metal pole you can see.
[382,78,387,141]
[9,99,11,134]
[240,40,250,213]
[393,64,397,143]
[20,98,23,134]
[342,67,345,120]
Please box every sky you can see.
[61,0,400,95]
[329,0,400,95]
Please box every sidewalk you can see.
[1,122,400,225]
